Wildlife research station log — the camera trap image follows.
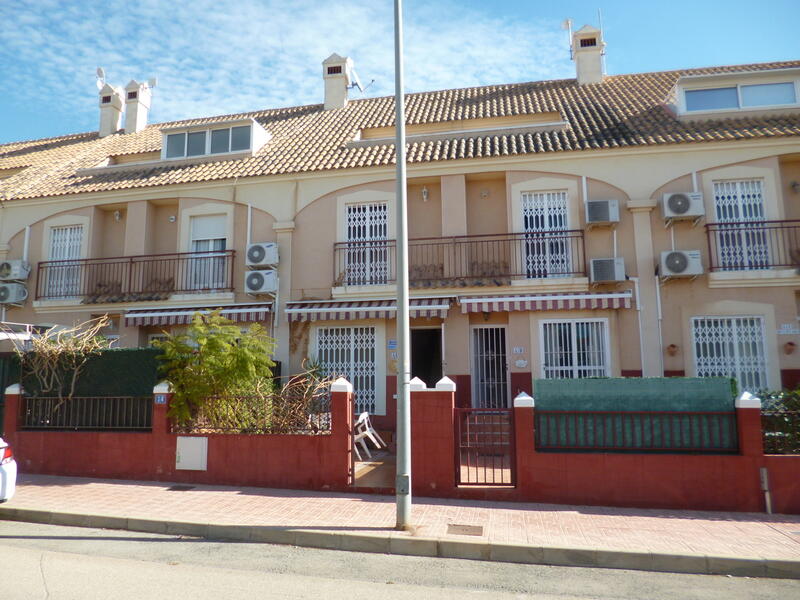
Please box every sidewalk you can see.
[2,474,800,579]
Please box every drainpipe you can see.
[627,276,645,376]
[655,274,664,374]
[22,225,30,264]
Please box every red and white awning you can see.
[285,297,452,322]
[459,292,632,313]
[124,303,273,327]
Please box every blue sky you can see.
[0,0,797,145]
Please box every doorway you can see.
[411,328,443,388]
[471,325,509,408]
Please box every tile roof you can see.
[2,60,799,201]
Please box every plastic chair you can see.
[352,412,386,460]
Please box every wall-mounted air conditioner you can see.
[246,242,279,267]
[660,250,703,277]
[0,282,28,304]
[590,257,625,283]
[662,192,704,220]
[585,199,620,226]
[0,260,31,281]
[245,270,278,294]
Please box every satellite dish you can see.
[147,77,158,88]
[95,67,106,91]
[348,67,366,93]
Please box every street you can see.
[0,520,796,599]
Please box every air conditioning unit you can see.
[246,242,279,267]
[660,250,703,277]
[662,192,704,220]
[0,260,31,281]
[0,283,28,304]
[585,199,620,226]
[245,270,278,294]
[590,257,625,283]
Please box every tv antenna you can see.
[95,67,106,91]
[561,18,573,60]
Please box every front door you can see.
[411,328,442,388]
[471,326,509,408]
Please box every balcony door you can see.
[521,191,571,278]
[189,215,226,290]
[346,203,388,285]
[713,179,769,270]
[47,225,84,298]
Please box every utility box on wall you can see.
[176,436,208,471]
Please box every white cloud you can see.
[0,0,573,133]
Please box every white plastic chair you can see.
[352,412,386,460]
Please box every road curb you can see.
[2,506,799,580]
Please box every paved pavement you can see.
[2,473,800,579]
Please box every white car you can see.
[0,437,16,503]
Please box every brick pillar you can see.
[513,392,535,490]
[735,393,764,457]
[3,384,21,442]
[411,377,456,495]
[330,378,354,488]
[152,383,172,436]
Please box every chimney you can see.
[322,53,353,110]
[572,25,605,85]
[98,83,123,137]
[124,79,153,134]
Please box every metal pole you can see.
[394,0,412,530]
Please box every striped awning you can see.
[124,303,273,327]
[459,292,632,313]
[285,297,452,322]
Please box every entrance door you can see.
[411,328,442,388]
[471,326,509,408]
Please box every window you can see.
[316,326,379,414]
[189,215,227,290]
[685,81,798,112]
[164,124,252,159]
[712,179,769,270]
[46,225,84,298]
[345,203,389,285]
[692,316,767,393]
[541,319,608,379]
[521,191,571,278]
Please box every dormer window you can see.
[161,119,267,161]
[686,82,797,112]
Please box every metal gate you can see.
[455,407,515,486]
[471,326,509,408]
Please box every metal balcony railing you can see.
[705,220,800,272]
[333,231,586,288]
[35,250,235,302]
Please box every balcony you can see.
[706,220,800,271]
[35,250,235,303]
[333,231,586,289]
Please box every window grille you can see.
[692,316,767,393]
[317,326,378,414]
[542,320,608,379]
[47,224,84,297]
[521,191,571,278]
[345,203,389,285]
[713,179,769,270]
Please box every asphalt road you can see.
[0,520,797,599]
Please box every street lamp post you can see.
[393,0,412,530]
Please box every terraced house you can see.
[1,26,799,428]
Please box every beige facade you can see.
[1,48,799,423]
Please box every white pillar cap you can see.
[513,392,535,408]
[330,377,353,393]
[409,377,426,391]
[153,382,172,394]
[4,383,21,395]
[435,376,456,392]
[735,391,761,409]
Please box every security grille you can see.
[317,326,378,414]
[692,316,767,393]
[521,191,571,278]
[542,320,608,379]
[472,327,508,408]
[713,179,769,270]
[346,203,389,285]
[47,225,83,297]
